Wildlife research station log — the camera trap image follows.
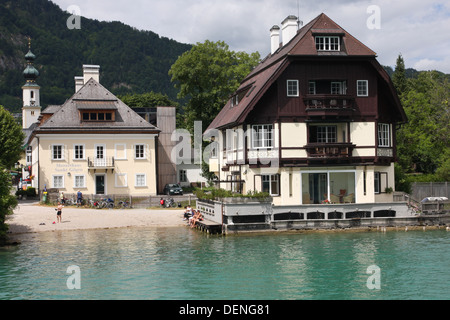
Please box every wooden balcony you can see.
[304,95,355,117]
[305,143,355,159]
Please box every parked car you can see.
[163,184,183,196]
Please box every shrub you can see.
[193,188,271,201]
[26,187,36,197]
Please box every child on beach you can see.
[55,202,63,223]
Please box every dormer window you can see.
[77,100,117,122]
[81,111,115,122]
[231,95,239,108]
[315,36,340,51]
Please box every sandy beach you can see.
[6,201,187,235]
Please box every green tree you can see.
[169,40,260,133]
[119,92,178,109]
[0,105,25,168]
[392,54,407,96]
[396,71,450,176]
[0,166,18,243]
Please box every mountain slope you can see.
[0,0,191,112]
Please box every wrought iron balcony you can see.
[305,143,355,158]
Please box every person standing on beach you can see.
[77,190,83,207]
[55,202,63,223]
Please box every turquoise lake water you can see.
[0,227,449,300]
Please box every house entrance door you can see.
[96,175,105,195]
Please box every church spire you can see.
[22,37,41,129]
[23,37,39,83]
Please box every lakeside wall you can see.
[196,198,450,234]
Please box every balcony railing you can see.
[88,157,115,169]
[304,95,355,115]
[305,143,355,158]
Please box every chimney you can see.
[83,64,100,84]
[75,76,84,92]
[281,15,298,46]
[270,25,280,55]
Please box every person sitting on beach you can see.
[183,206,191,220]
[184,205,193,219]
[189,210,203,228]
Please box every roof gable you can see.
[207,13,392,131]
[38,78,159,132]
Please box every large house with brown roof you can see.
[207,13,407,207]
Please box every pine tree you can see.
[392,54,407,96]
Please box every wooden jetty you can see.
[193,219,223,235]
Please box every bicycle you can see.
[118,200,130,209]
[100,197,114,209]
[165,198,177,208]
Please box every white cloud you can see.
[51,0,450,72]
[414,58,450,73]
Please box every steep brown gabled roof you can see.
[207,13,384,131]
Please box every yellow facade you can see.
[37,134,157,196]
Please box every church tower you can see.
[22,38,41,129]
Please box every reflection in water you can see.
[0,228,449,300]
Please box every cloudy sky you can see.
[51,0,450,72]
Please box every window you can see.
[262,175,280,196]
[302,171,356,204]
[179,170,187,183]
[331,81,346,95]
[26,146,32,164]
[81,111,114,122]
[308,81,316,94]
[378,123,391,147]
[252,125,273,149]
[135,144,145,159]
[96,145,104,159]
[74,175,86,188]
[74,145,85,160]
[52,145,64,160]
[374,172,380,194]
[287,80,299,97]
[135,174,147,187]
[315,36,340,51]
[52,175,64,189]
[317,126,337,143]
[231,95,239,107]
[357,80,368,97]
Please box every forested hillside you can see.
[0,0,191,112]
